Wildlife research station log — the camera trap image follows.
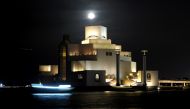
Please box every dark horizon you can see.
[2,0,190,84]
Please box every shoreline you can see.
[1,86,190,93]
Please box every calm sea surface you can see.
[0,88,190,109]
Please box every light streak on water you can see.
[33,93,72,96]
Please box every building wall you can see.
[139,70,159,86]
[82,39,111,44]
[85,49,117,76]
[68,44,96,56]
[51,65,58,75]
[39,65,51,72]
[120,51,131,57]
[71,61,85,72]
[38,65,58,82]
[71,49,137,86]
[72,70,106,86]
[69,26,139,86]
[82,25,121,51]
[92,43,121,50]
[131,62,137,72]
[72,71,86,86]
[85,26,107,40]
[39,65,58,76]
[120,61,133,80]
[86,70,106,86]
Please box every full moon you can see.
[87,12,95,20]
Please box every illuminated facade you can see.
[39,25,158,86]
[39,65,58,76]
[69,25,138,86]
[159,80,190,87]
[137,70,158,87]
[39,65,58,82]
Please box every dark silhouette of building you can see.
[57,34,71,82]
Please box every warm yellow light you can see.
[39,65,51,72]
[106,79,113,82]
[131,62,136,72]
[63,52,66,56]
[129,73,133,76]
[72,62,85,72]
[137,71,142,82]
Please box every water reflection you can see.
[32,91,145,108]
[1,88,189,108]
[33,93,72,100]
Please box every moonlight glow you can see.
[87,12,95,20]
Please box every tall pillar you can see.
[141,50,148,87]
[116,51,120,86]
[58,35,70,81]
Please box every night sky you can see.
[2,0,190,83]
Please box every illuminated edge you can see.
[33,93,72,96]
[31,83,72,90]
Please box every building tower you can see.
[58,35,71,81]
